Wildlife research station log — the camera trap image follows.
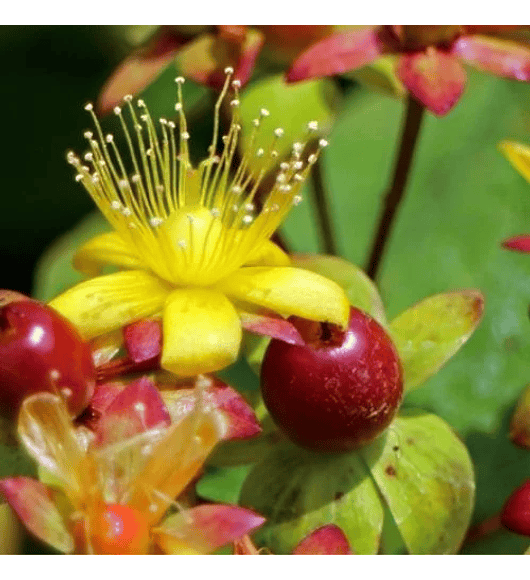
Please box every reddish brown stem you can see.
[365,96,425,280]
[463,513,502,546]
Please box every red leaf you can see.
[286,27,388,83]
[161,375,261,441]
[0,477,74,553]
[124,319,162,363]
[452,34,530,81]
[502,234,530,253]
[293,524,353,555]
[240,311,305,345]
[397,48,467,116]
[97,27,187,115]
[94,376,171,446]
[156,504,265,554]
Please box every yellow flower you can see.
[50,68,349,376]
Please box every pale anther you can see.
[232,79,241,88]
[242,215,253,224]
[230,99,240,107]
[274,128,284,138]
[111,201,121,210]
[137,99,146,107]
[84,103,93,111]
[105,134,114,143]
[181,131,190,140]
[175,76,185,84]
[210,208,221,217]
[75,174,83,182]
[122,207,132,217]
[319,138,329,147]
[114,106,121,115]
[175,103,182,111]
[224,66,234,75]
[260,108,270,117]
[84,152,93,161]
[308,154,318,164]
[293,195,302,205]
[83,131,93,139]
[150,217,164,227]
[308,121,318,131]
[123,94,133,102]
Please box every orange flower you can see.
[0,379,264,554]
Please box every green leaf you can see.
[238,73,339,172]
[33,211,110,301]
[239,441,383,555]
[389,290,484,392]
[360,409,474,554]
[196,465,252,504]
[349,55,406,99]
[291,253,386,324]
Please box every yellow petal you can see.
[217,266,350,328]
[73,232,142,277]
[244,240,291,267]
[499,140,530,183]
[49,270,171,339]
[17,394,86,507]
[128,397,224,525]
[161,288,242,376]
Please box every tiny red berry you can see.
[0,294,95,419]
[261,307,403,452]
[501,479,530,536]
[89,503,151,555]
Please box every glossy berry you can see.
[0,295,95,419]
[501,479,530,536]
[261,307,403,452]
[89,503,150,555]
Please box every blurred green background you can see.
[4,26,530,554]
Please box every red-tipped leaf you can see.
[94,376,170,446]
[240,311,305,345]
[293,524,353,555]
[0,477,73,553]
[502,235,530,253]
[452,34,530,81]
[161,376,261,441]
[155,504,265,554]
[176,28,264,89]
[97,27,188,115]
[287,27,388,83]
[397,48,467,116]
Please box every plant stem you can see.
[463,512,502,546]
[310,156,338,255]
[365,96,425,280]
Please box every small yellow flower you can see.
[50,69,349,376]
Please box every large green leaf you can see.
[239,441,383,555]
[360,409,474,554]
[389,290,484,392]
[196,465,252,505]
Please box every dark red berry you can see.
[0,294,95,419]
[502,479,530,536]
[261,306,403,452]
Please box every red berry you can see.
[0,294,95,419]
[261,307,403,452]
[88,503,150,555]
[501,479,530,536]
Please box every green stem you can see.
[365,96,425,280]
[310,156,338,256]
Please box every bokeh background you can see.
[4,25,530,553]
